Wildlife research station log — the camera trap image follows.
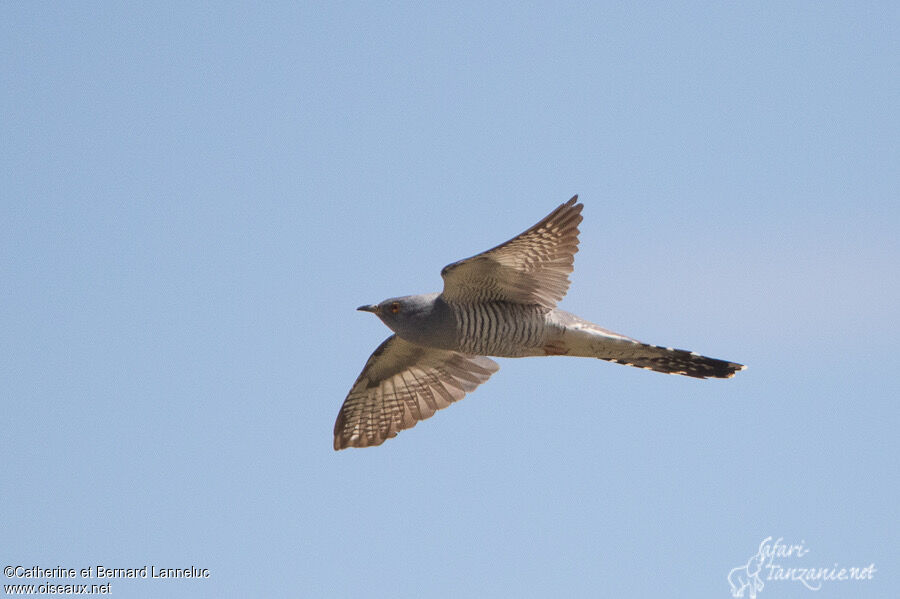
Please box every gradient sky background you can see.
[3,3,897,598]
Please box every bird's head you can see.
[357,293,440,338]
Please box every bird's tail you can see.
[595,342,745,379]
[550,310,745,379]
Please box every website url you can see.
[4,583,110,595]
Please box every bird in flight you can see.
[334,196,744,450]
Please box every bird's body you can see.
[335,197,744,450]
[369,293,554,357]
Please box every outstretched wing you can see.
[440,196,583,309]
[334,335,499,450]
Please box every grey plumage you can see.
[335,196,745,450]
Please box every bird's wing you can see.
[334,335,499,450]
[440,196,583,308]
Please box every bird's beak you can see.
[357,304,378,313]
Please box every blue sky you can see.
[2,2,897,597]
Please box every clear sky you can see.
[2,2,897,597]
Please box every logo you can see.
[727,536,875,597]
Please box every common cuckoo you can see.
[335,196,744,450]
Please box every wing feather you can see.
[440,196,583,308]
[334,335,500,449]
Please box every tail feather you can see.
[601,343,745,379]
[549,310,745,379]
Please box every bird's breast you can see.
[449,302,552,356]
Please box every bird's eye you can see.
[390,301,400,314]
